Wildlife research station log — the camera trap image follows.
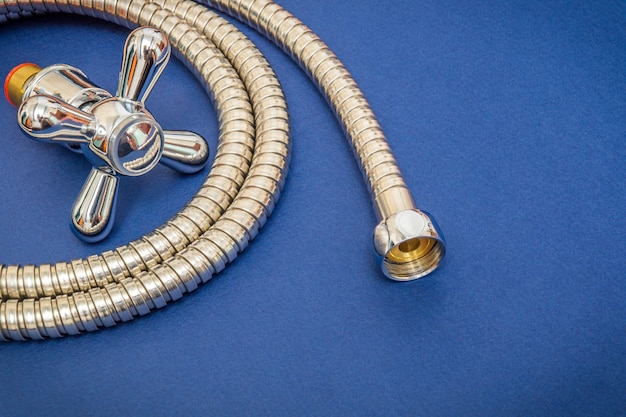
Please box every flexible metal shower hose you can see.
[0,0,437,341]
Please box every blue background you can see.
[0,1,625,416]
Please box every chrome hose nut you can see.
[374,209,445,281]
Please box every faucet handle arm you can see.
[70,167,119,242]
[160,130,210,174]
[18,94,95,145]
[116,27,171,104]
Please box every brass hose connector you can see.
[374,209,445,281]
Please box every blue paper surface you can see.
[0,1,624,416]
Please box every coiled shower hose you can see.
[0,0,445,341]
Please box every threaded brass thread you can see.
[4,63,41,106]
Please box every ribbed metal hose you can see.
[0,0,444,341]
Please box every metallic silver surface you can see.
[18,94,97,144]
[116,26,170,103]
[373,209,445,281]
[71,167,119,240]
[86,97,164,176]
[23,64,112,110]
[13,26,210,241]
[0,0,444,341]
[161,130,210,173]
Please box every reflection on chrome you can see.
[8,27,209,242]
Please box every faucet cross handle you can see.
[5,27,210,242]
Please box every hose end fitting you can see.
[373,209,445,281]
[4,63,41,106]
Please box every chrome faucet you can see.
[5,27,209,242]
